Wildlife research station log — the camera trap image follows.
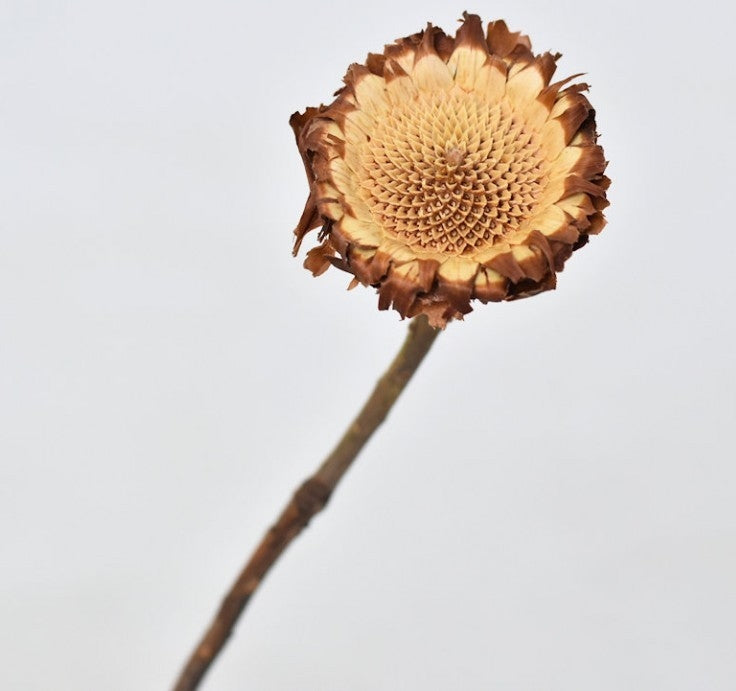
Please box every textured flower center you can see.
[358,93,548,256]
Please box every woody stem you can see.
[172,314,440,691]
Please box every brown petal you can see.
[455,12,488,53]
[474,267,508,303]
[485,251,526,283]
[486,20,531,59]
[366,52,387,76]
[304,239,337,277]
[293,191,322,255]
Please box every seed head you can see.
[291,13,609,327]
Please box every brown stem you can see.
[172,315,440,691]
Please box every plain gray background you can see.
[2,1,735,689]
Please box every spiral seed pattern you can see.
[358,93,548,256]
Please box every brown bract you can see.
[291,13,609,327]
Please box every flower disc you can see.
[291,13,609,327]
[361,95,547,256]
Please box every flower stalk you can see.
[172,315,440,691]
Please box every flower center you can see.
[359,93,547,256]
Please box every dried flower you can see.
[291,13,609,327]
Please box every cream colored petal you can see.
[528,204,568,236]
[350,245,377,262]
[540,119,566,161]
[352,73,388,115]
[318,120,344,144]
[314,181,344,219]
[511,245,536,263]
[447,44,488,92]
[391,48,416,75]
[556,193,595,223]
[326,158,374,221]
[410,53,453,92]
[385,74,418,104]
[535,151,580,206]
[549,91,581,120]
[379,237,425,264]
[473,240,510,265]
[522,98,552,131]
[507,59,530,78]
[337,214,382,247]
[549,145,584,177]
[344,189,373,223]
[474,266,505,289]
[535,177,566,207]
[390,260,420,282]
[570,129,591,146]
[505,62,546,109]
[473,59,506,104]
[437,255,478,282]
[315,180,339,198]
[535,144,602,206]
[327,157,356,194]
[342,142,363,175]
[318,200,344,221]
[343,109,375,141]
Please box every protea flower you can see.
[291,13,609,327]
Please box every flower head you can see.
[291,13,609,327]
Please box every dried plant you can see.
[173,13,609,690]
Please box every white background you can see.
[2,1,735,689]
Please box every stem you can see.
[172,315,440,691]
